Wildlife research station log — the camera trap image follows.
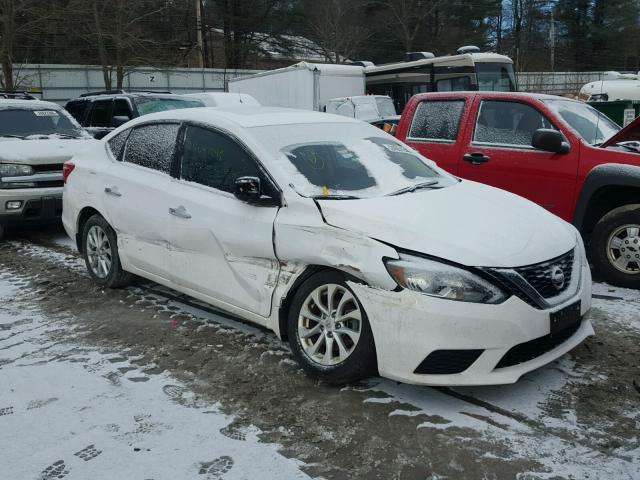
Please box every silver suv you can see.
[0,97,96,239]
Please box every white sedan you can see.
[62,107,594,385]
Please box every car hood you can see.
[0,138,97,165]
[316,180,576,268]
[601,115,640,148]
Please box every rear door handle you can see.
[463,152,490,165]
[104,186,122,197]
[169,206,191,219]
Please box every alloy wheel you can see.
[607,224,640,274]
[297,284,362,366]
[86,225,113,279]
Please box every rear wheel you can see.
[82,214,132,288]
[590,204,640,288]
[0,224,4,241]
[287,271,377,384]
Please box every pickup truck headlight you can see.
[385,254,507,304]
[0,163,34,177]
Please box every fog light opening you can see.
[6,201,22,210]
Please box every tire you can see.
[0,224,4,241]
[287,271,377,384]
[590,204,640,289]
[82,214,133,288]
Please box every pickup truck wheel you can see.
[590,204,640,288]
[82,214,133,288]
[287,271,377,385]
[0,224,4,241]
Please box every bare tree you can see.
[372,0,444,52]
[0,0,52,90]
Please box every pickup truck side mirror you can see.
[532,129,570,154]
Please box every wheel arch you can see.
[277,265,366,341]
[75,206,106,253]
[573,164,640,239]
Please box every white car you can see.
[62,107,594,386]
[0,98,97,239]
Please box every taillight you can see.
[62,161,75,184]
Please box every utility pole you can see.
[550,9,555,72]
[195,0,204,68]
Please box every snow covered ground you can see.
[0,229,639,479]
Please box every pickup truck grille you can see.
[513,250,574,299]
[1,164,64,189]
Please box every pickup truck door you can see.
[402,97,469,175]
[457,98,579,220]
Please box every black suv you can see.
[65,90,205,139]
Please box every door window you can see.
[107,129,130,161]
[112,99,133,120]
[65,101,89,124]
[88,100,113,127]
[474,100,555,147]
[409,100,465,141]
[123,123,180,174]
[180,125,262,193]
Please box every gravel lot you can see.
[0,226,639,480]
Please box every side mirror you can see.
[111,115,130,128]
[532,129,570,154]
[234,176,261,203]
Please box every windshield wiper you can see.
[312,194,361,200]
[386,180,440,196]
[0,134,25,139]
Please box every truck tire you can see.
[590,204,640,288]
[82,214,133,288]
[287,271,377,384]
[0,224,4,241]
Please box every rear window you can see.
[134,97,204,116]
[409,100,465,141]
[123,123,180,173]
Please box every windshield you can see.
[251,123,454,199]
[544,99,620,145]
[0,106,86,138]
[134,97,205,116]
[476,62,517,92]
[375,97,397,118]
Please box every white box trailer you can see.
[227,61,365,111]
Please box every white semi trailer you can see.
[227,61,365,112]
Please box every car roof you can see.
[409,91,575,103]
[129,106,361,128]
[0,98,62,110]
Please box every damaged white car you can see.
[62,107,594,386]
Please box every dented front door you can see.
[166,124,280,317]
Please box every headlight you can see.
[384,254,507,304]
[0,163,34,177]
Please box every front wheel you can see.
[82,214,132,288]
[590,204,640,289]
[287,271,377,384]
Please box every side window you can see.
[123,123,180,174]
[88,100,113,127]
[436,76,471,92]
[181,125,262,193]
[107,129,130,161]
[65,101,89,124]
[474,100,555,147]
[409,100,465,141]
[112,99,133,120]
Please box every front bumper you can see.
[0,187,63,227]
[349,262,593,386]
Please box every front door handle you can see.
[104,186,122,197]
[169,206,192,219]
[463,152,490,165]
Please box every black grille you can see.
[495,319,582,369]
[514,249,574,299]
[33,164,64,173]
[414,349,484,375]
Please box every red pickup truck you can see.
[396,92,640,288]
